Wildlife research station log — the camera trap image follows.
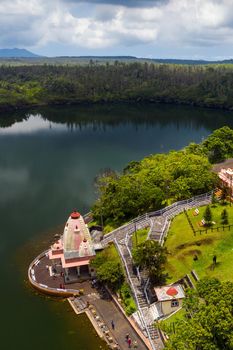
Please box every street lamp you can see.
[134,220,138,247]
[97,199,104,231]
[231,173,233,206]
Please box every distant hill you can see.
[0,48,40,58]
[150,58,233,65]
[54,56,233,65]
[58,55,137,59]
[0,52,232,65]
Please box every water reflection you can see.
[0,103,233,350]
[1,103,233,132]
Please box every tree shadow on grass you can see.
[208,262,221,271]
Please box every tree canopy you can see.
[2,63,233,110]
[92,147,217,226]
[164,278,233,350]
[90,245,124,290]
[92,127,233,227]
[203,205,212,226]
[132,240,168,284]
[202,126,233,163]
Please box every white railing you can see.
[114,238,156,350]
[147,218,154,240]
[157,193,212,245]
[144,278,150,305]
[28,251,83,296]
[102,192,212,246]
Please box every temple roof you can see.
[63,211,96,260]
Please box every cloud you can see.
[1,0,233,57]
[67,0,166,8]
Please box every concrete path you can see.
[82,282,148,350]
[91,295,148,350]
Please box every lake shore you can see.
[1,97,233,114]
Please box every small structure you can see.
[48,210,96,282]
[219,168,233,193]
[154,284,185,316]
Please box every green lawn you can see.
[132,228,149,249]
[165,203,233,283]
[159,308,186,334]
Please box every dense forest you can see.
[1,62,233,110]
[92,127,233,227]
[163,278,233,350]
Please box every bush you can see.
[119,282,137,315]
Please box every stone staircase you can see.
[116,237,164,349]
[149,216,166,240]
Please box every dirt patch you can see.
[183,249,202,256]
[196,237,214,245]
[176,237,214,250]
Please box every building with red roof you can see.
[154,284,185,316]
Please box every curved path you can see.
[28,192,212,350]
[29,252,149,350]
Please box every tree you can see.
[211,192,218,207]
[132,240,168,284]
[91,246,124,290]
[164,278,233,350]
[221,209,229,225]
[221,186,229,204]
[92,148,216,227]
[203,205,212,226]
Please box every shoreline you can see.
[1,97,233,114]
[28,250,151,350]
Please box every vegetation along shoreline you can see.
[29,126,233,349]
[2,62,233,112]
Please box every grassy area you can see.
[107,244,137,315]
[118,282,137,315]
[165,202,233,283]
[107,243,122,262]
[132,228,149,249]
[159,308,186,335]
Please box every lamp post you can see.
[231,173,233,206]
[100,209,104,231]
[134,221,138,247]
[98,199,104,231]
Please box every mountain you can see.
[0,48,40,58]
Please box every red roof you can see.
[71,211,80,219]
[166,287,178,297]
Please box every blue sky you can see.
[1,0,233,59]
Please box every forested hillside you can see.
[92,127,233,227]
[1,62,233,110]
[164,278,233,350]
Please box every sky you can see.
[1,0,233,59]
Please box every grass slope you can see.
[132,228,149,249]
[165,203,233,282]
[107,244,137,315]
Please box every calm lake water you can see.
[1,103,233,350]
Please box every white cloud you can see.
[1,0,233,57]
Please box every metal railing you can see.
[144,278,150,305]
[114,238,156,350]
[28,250,82,296]
[102,192,212,246]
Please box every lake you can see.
[1,103,233,350]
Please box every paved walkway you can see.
[32,256,148,349]
[91,295,148,350]
[81,283,148,350]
